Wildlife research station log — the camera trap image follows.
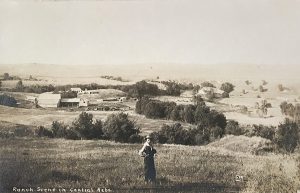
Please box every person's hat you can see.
[145,135,152,139]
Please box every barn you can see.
[38,93,61,108]
[60,98,89,107]
[60,98,80,107]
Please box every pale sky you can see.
[0,0,300,66]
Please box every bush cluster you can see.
[136,97,227,128]
[0,94,17,107]
[36,112,142,143]
[152,122,226,145]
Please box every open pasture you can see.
[0,138,298,193]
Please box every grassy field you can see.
[0,105,192,135]
[0,138,299,193]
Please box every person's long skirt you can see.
[144,156,156,182]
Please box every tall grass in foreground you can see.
[0,138,299,193]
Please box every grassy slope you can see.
[0,105,192,135]
[0,138,299,193]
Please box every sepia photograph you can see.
[0,0,300,192]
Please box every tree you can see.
[183,105,195,124]
[245,80,251,85]
[220,82,235,94]
[72,115,103,140]
[262,80,268,85]
[201,81,215,88]
[225,120,243,135]
[15,80,24,92]
[192,95,204,106]
[103,113,140,143]
[274,119,299,153]
[3,73,9,80]
[143,100,166,119]
[52,121,67,138]
[0,94,17,107]
[194,104,211,127]
[258,85,268,92]
[165,82,181,96]
[156,123,194,145]
[256,100,269,117]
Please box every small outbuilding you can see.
[70,88,82,93]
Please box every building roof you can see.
[38,93,61,100]
[71,88,82,91]
[61,98,80,103]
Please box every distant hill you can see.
[0,63,299,83]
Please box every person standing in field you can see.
[139,135,157,183]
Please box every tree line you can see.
[36,112,142,143]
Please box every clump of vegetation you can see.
[274,119,299,153]
[200,81,215,88]
[60,91,77,98]
[37,112,141,143]
[153,123,194,145]
[245,80,251,85]
[103,113,141,143]
[100,75,128,82]
[249,124,275,141]
[258,85,268,92]
[255,100,271,117]
[262,80,268,86]
[36,126,54,138]
[225,120,244,135]
[152,122,224,146]
[124,80,159,98]
[1,72,21,80]
[0,94,17,107]
[280,102,300,123]
[220,82,235,94]
[136,97,227,129]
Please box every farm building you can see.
[60,98,89,107]
[38,93,61,108]
[60,98,80,107]
[70,88,82,93]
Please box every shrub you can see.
[14,127,33,137]
[0,94,17,107]
[64,128,80,140]
[258,85,268,92]
[35,126,53,138]
[183,105,196,123]
[220,82,235,93]
[15,80,24,92]
[52,121,67,138]
[126,80,159,98]
[252,124,275,141]
[103,113,140,143]
[144,100,167,119]
[71,112,103,139]
[274,119,299,153]
[225,120,243,135]
[164,81,181,96]
[200,81,215,88]
[155,123,194,145]
[61,91,77,98]
[192,126,210,145]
